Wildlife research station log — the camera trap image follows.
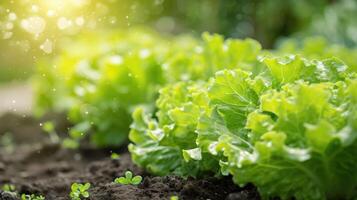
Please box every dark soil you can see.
[0,113,260,200]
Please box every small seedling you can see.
[2,184,16,192]
[114,171,142,185]
[21,194,45,200]
[170,196,179,200]
[110,152,120,160]
[69,183,91,200]
[0,132,15,153]
[62,138,79,149]
[41,121,59,143]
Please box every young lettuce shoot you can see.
[114,171,142,185]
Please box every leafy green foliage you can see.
[216,81,357,200]
[21,194,45,200]
[34,29,262,147]
[278,36,357,72]
[33,28,357,200]
[114,171,142,185]
[129,54,357,199]
[203,58,357,200]
[69,183,90,200]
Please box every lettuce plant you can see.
[129,81,219,176]
[129,55,357,200]
[202,57,357,200]
[34,29,262,147]
[210,81,357,200]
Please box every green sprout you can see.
[62,123,91,149]
[110,152,120,160]
[69,183,91,200]
[21,194,45,200]
[0,132,15,153]
[62,138,79,149]
[114,171,142,185]
[170,196,179,200]
[41,121,59,143]
[2,184,16,192]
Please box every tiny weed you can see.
[114,171,142,185]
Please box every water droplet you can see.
[31,5,39,12]
[109,16,117,24]
[40,39,53,54]
[109,55,123,65]
[8,12,17,21]
[5,22,14,30]
[75,16,85,26]
[21,16,46,35]
[140,49,150,58]
[47,10,55,17]
[2,32,13,39]
[57,17,72,30]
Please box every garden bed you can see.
[0,113,260,200]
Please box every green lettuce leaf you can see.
[129,81,219,177]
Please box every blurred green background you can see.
[1,0,356,84]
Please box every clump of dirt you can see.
[0,114,260,200]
